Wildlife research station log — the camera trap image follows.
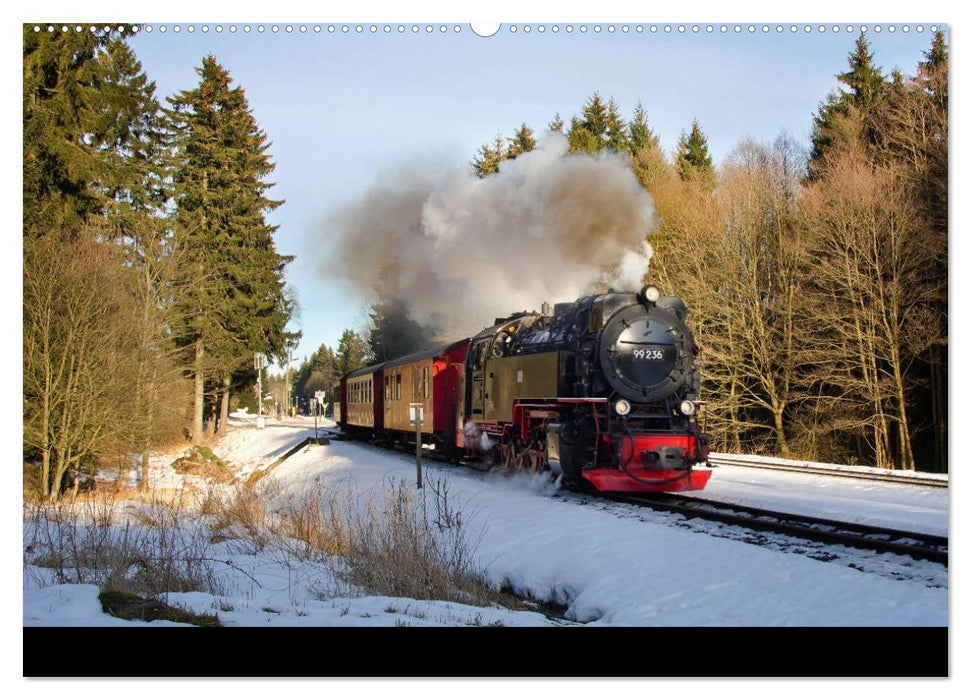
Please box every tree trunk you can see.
[192,339,205,443]
[219,374,230,435]
[890,345,916,471]
[772,405,790,457]
[930,344,947,473]
[140,361,158,491]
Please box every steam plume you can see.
[322,132,657,338]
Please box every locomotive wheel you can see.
[505,440,521,472]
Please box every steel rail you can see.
[603,491,948,564]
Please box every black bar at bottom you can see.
[24,625,947,677]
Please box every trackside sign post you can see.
[314,391,326,441]
[410,403,424,489]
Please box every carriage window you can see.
[423,366,430,399]
[395,373,401,401]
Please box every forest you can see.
[23,27,296,499]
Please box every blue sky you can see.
[126,22,940,366]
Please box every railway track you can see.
[319,428,948,565]
[708,453,949,489]
[605,491,948,564]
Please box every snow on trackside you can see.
[265,433,947,626]
[24,421,948,627]
[702,463,948,537]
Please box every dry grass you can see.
[273,487,347,559]
[329,478,520,609]
[24,458,526,618]
[202,484,274,548]
[23,490,221,600]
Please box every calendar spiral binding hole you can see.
[31,24,939,36]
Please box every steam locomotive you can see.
[339,285,711,492]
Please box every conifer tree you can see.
[581,93,608,145]
[23,26,164,238]
[838,35,887,112]
[567,93,609,153]
[605,98,629,152]
[336,329,367,376]
[548,113,564,133]
[166,55,296,440]
[506,123,536,159]
[628,101,660,154]
[808,35,887,179]
[471,132,506,177]
[676,120,714,181]
[23,26,108,236]
[567,115,598,153]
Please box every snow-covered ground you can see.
[23,416,948,630]
[702,462,948,537]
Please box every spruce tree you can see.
[567,93,609,153]
[581,93,608,147]
[676,120,714,181]
[471,132,506,177]
[567,115,598,153]
[838,35,887,112]
[23,26,107,236]
[506,123,536,159]
[809,35,887,178]
[548,113,564,133]
[23,26,164,238]
[166,55,296,439]
[628,101,660,154]
[336,329,367,376]
[605,98,629,152]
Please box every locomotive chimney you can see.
[541,301,551,316]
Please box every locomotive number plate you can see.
[632,349,664,360]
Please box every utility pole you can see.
[410,403,424,489]
[284,349,292,419]
[254,352,266,429]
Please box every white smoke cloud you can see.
[322,132,657,338]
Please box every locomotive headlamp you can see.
[614,398,632,416]
[641,285,661,304]
[679,400,696,416]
